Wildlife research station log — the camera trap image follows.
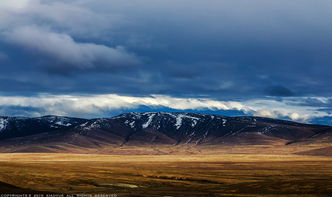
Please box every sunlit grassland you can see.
[0,152,331,196]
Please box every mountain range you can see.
[0,112,331,154]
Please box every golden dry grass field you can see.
[0,150,331,197]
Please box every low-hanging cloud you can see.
[0,94,330,123]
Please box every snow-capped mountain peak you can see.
[0,112,329,147]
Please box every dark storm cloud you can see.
[1,0,332,97]
[0,0,332,123]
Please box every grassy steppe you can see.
[0,153,331,196]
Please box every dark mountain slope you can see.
[0,115,86,140]
[0,112,331,153]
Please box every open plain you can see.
[0,145,331,197]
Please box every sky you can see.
[0,0,332,125]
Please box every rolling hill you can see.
[0,112,331,154]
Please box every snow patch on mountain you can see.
[41,116,74,128]
[222,119,227,126]
[0,118,8,131]
[142,114,155,129]
[129,121,135,128]
[191,119,198,127]
[82,120,105,131]
[175,114,200,129]
[163,112,177,118]
[55,121,72,127]
[125,120,136,128]
[80,122,89,127]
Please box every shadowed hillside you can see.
[0,112,331,154]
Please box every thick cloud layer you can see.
[0,0,332,123]
[0,94,330,123]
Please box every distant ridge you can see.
[0,112,331,154]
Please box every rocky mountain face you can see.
[0,115,86,140]
[0,112,331,150]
